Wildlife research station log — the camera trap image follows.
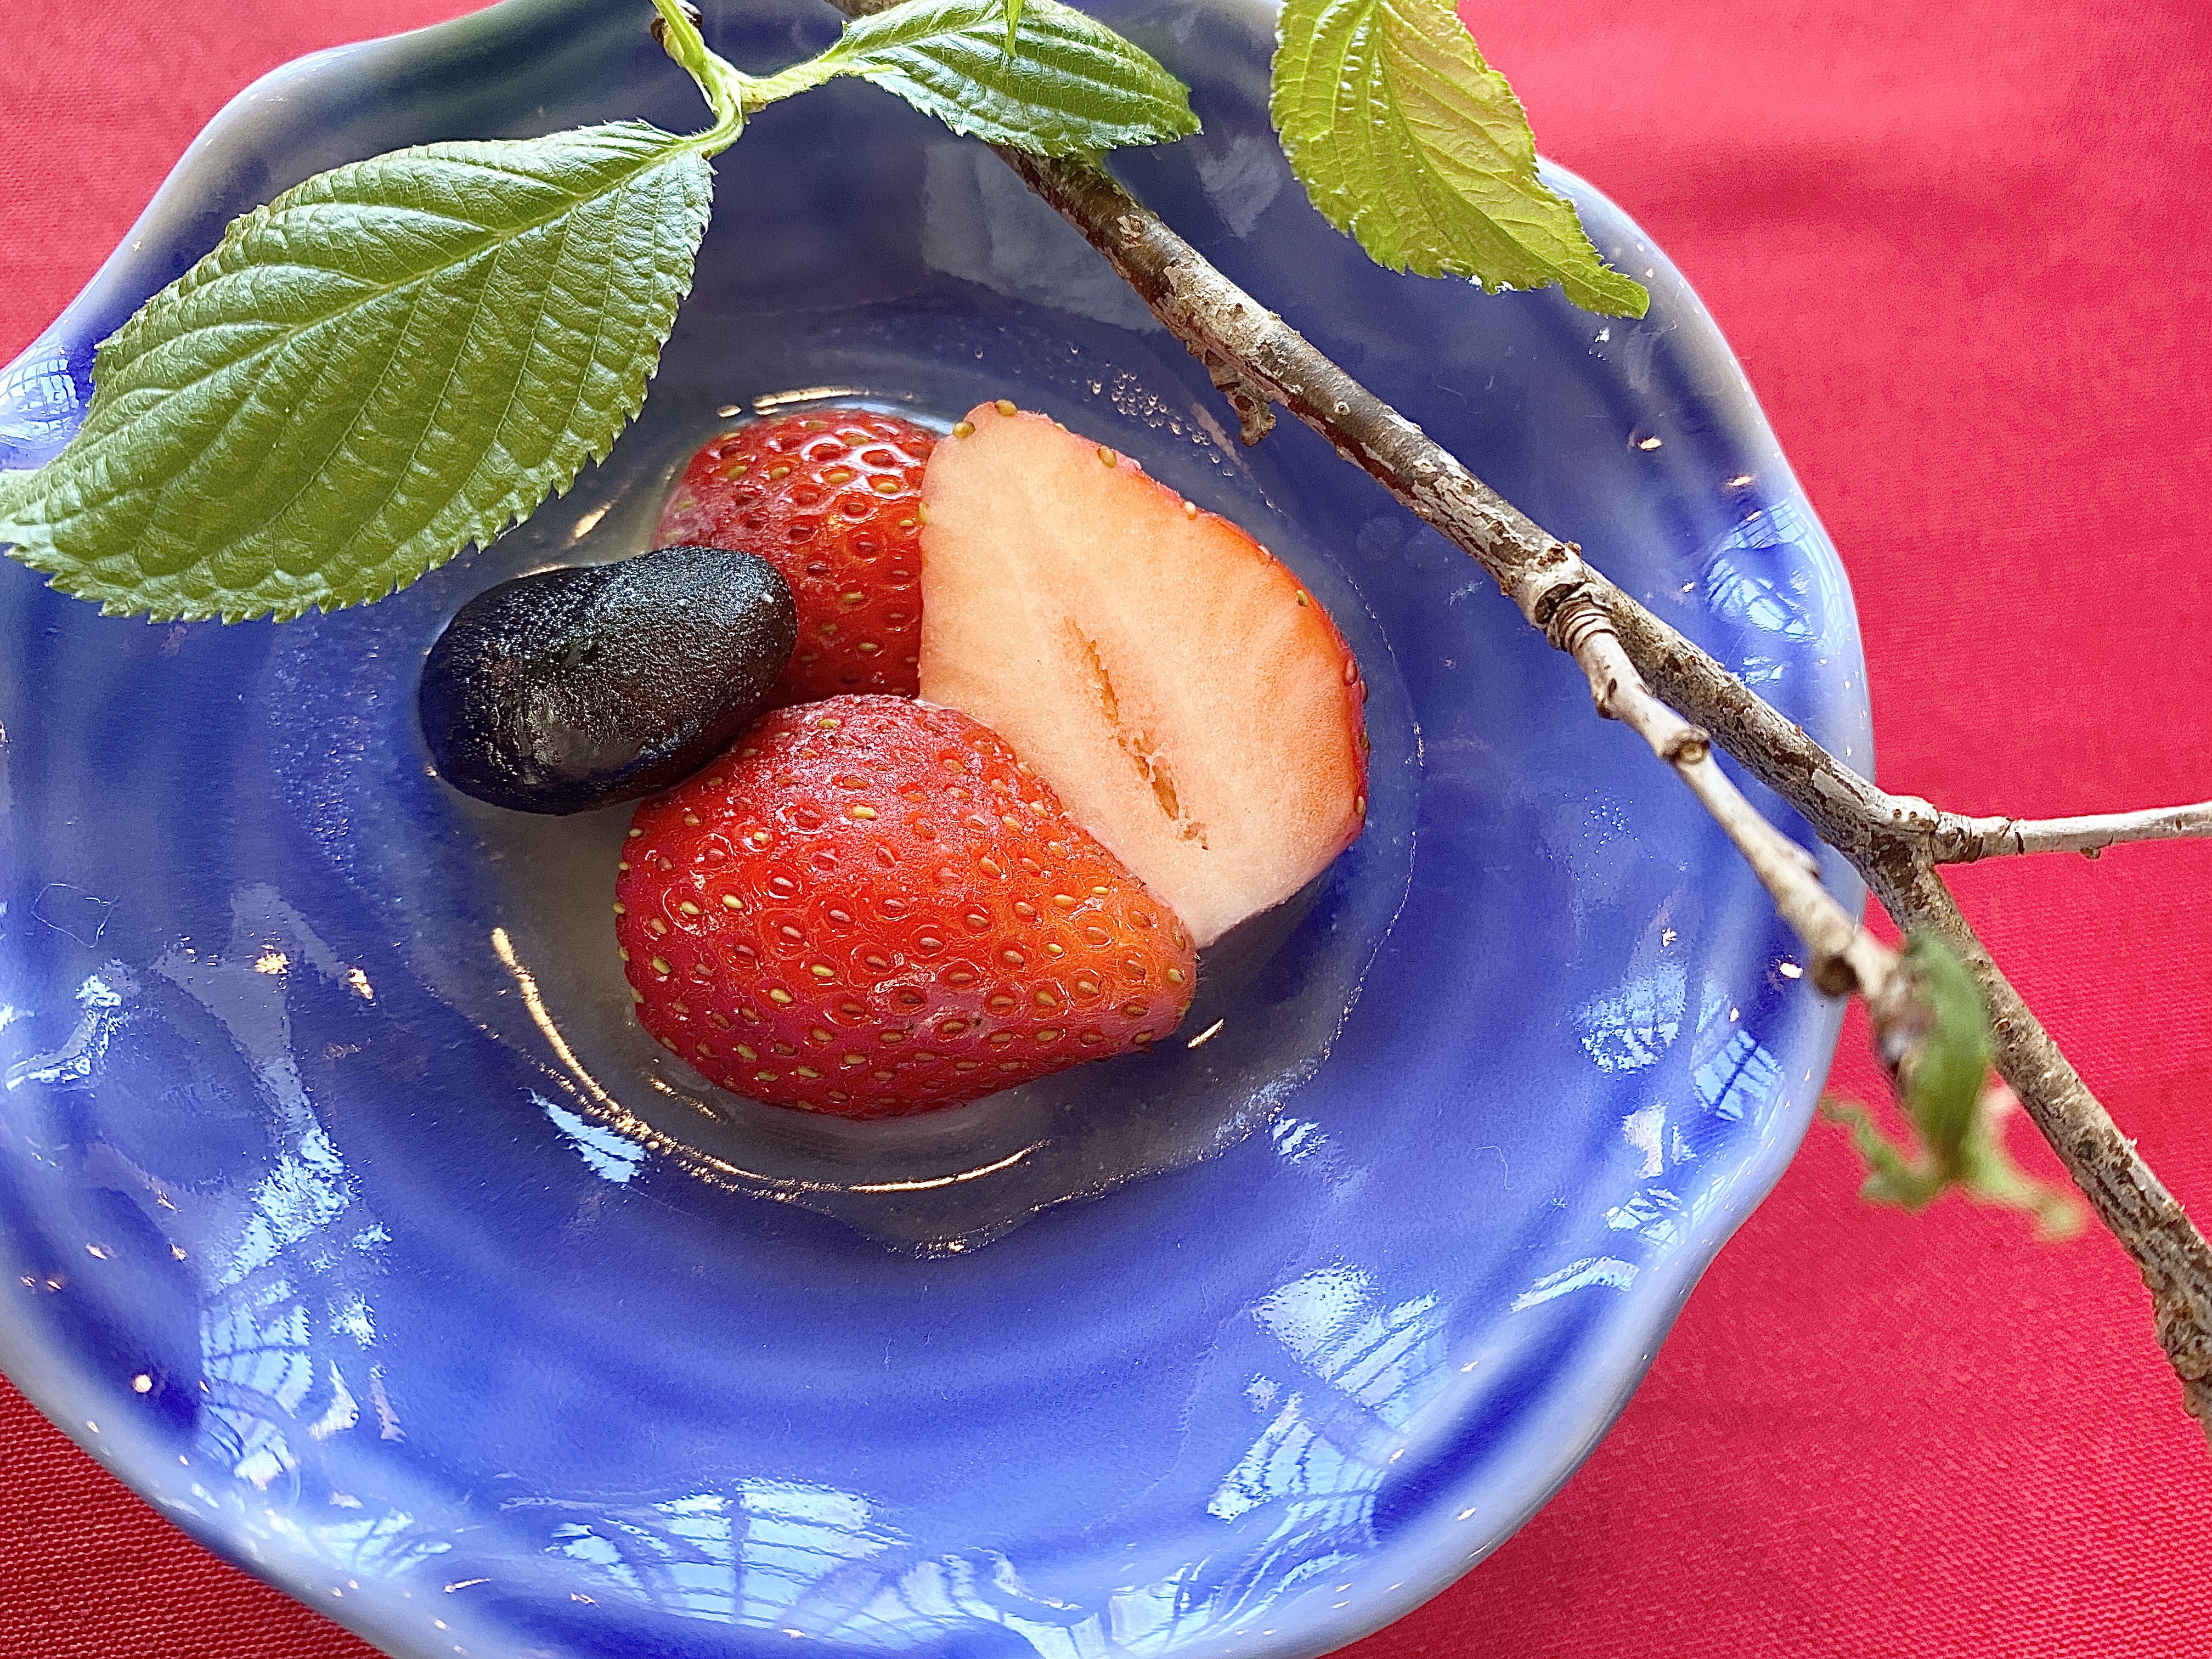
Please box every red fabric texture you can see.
[5,0,2211,1653]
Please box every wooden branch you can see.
[1925,800,2212,863]
[815,0,2212,1439]
[1551,595,1899,1008]
[996,153,2212,1434]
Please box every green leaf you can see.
[817,0,1198,156]
[1953,1094,2087,1240]
[1271,0,1648,317]
[1823,1094,1944,1209]
[1897,932,1993,1154]
[0,122,713,622]
[648,0,748,146]
[1822,933,2084,1239]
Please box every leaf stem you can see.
[735,58,847,110]
[647,0,748,151]
[645,0,853,149]
[648,0,1178,154]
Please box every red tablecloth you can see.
[5,0,2210,1653]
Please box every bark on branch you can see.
[1551,595,1900,1009]
[820,0,2212,1441]
[1003,149,2212,1436]
[1925,800,2212,863]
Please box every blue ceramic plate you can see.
[0,1,1870,1654]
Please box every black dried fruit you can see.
[419,544,797,814]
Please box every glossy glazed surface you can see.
[0,1,1871,1655]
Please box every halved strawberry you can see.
[917,400,1368,947]
[616,695,1197,1118]
[657,411,936,704]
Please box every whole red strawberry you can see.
[614,696,1197,1118]
[657,411,935,705]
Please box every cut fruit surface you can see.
[919,402,1367,947]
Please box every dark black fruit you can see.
[419,544,797,814]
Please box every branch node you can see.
[1544,587,1609,656]
[1810,953,1859,998]
[1502,545,1592,634]
[1866,970,1933,1072]
[647,0,702,48]
[1662,726,1712,766]
[1201,356,1276,445]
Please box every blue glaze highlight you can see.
[0,1,1870,1656]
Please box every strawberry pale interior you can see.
[918,403,1368,949]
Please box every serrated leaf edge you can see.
[1270,0,1647,318]
[822,0,1198,155]
[1,128,713,623]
